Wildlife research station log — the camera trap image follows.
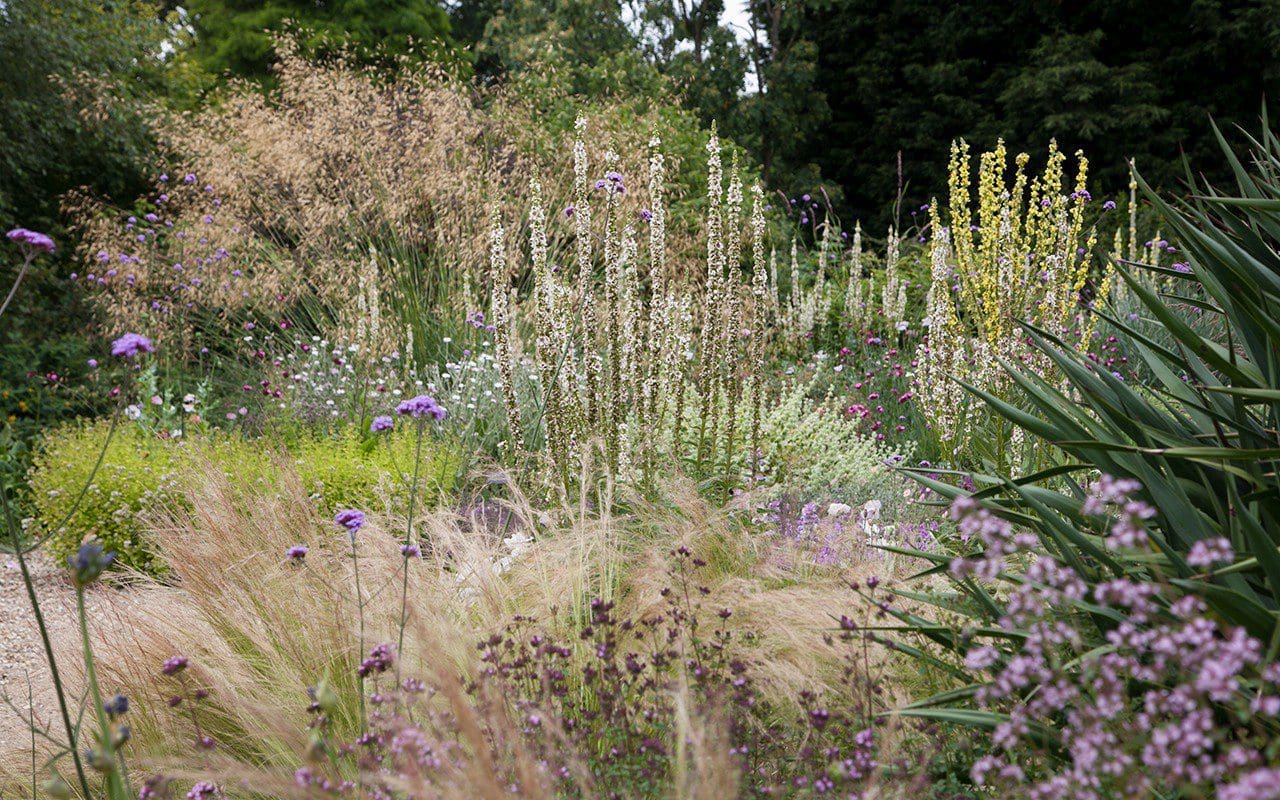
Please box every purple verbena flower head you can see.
[161,656,188,676]
[396,394,445,420]
[186,782,223,799]
[370,415,394,433]
[1187,537,1234,568]
[357,643,395,678]
[334,509,366,534]
[111,332,154,358]
[286,545,308,562]
[6,227,55,254]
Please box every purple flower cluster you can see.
[370,415,394,433]
[161,656,189,676]
[948,488,1280,799]
[110,332,155,358]
[358,642,396,678]
[334,509,366,533]
[185,782,222,799]
[6,227,55,254]
[1083,474,1156,549]
[395,393,446,420]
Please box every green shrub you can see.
[29,419,458,574]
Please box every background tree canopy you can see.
[799,0,1280,224]
[3,0,1280,233]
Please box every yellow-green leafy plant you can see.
[917,139,1109,468]
[28,420,457,574]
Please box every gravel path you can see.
[0,551,97,755]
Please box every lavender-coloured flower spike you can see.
[285,545,308,562]
[370,415,394,433]
[111,332,155,358]
[395,394,446,420]
[334,509,366,533]
[6,227,55,254]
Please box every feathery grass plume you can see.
[15,454,931,795]
[489,207,524,455]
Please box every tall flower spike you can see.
[490,207,524,453]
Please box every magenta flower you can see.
[6,227,55,254]
[111,332,155,358]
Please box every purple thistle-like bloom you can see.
[396,394,446,420]
[370,415,394,433]
[401,543,421,558]
[111,332,155,358]
[6,227,55,254]
[334,509,366,533]
[286,545,308,562]
[161,656,188,676]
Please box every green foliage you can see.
[762,381,899,499]
[29,419,458,575]
[801,0,1280,225]
[0,0,177,229]
[183,0,457,79]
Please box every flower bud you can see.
[68,542,115,587]
[41,774,73,799]
[313,679,339,712]
[85,747,115,773]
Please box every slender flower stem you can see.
[350,535,366,733]
[0,254,33,320]
[77,588,126,797]
[395,419,424,677]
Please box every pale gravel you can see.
[0,551,109,755]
